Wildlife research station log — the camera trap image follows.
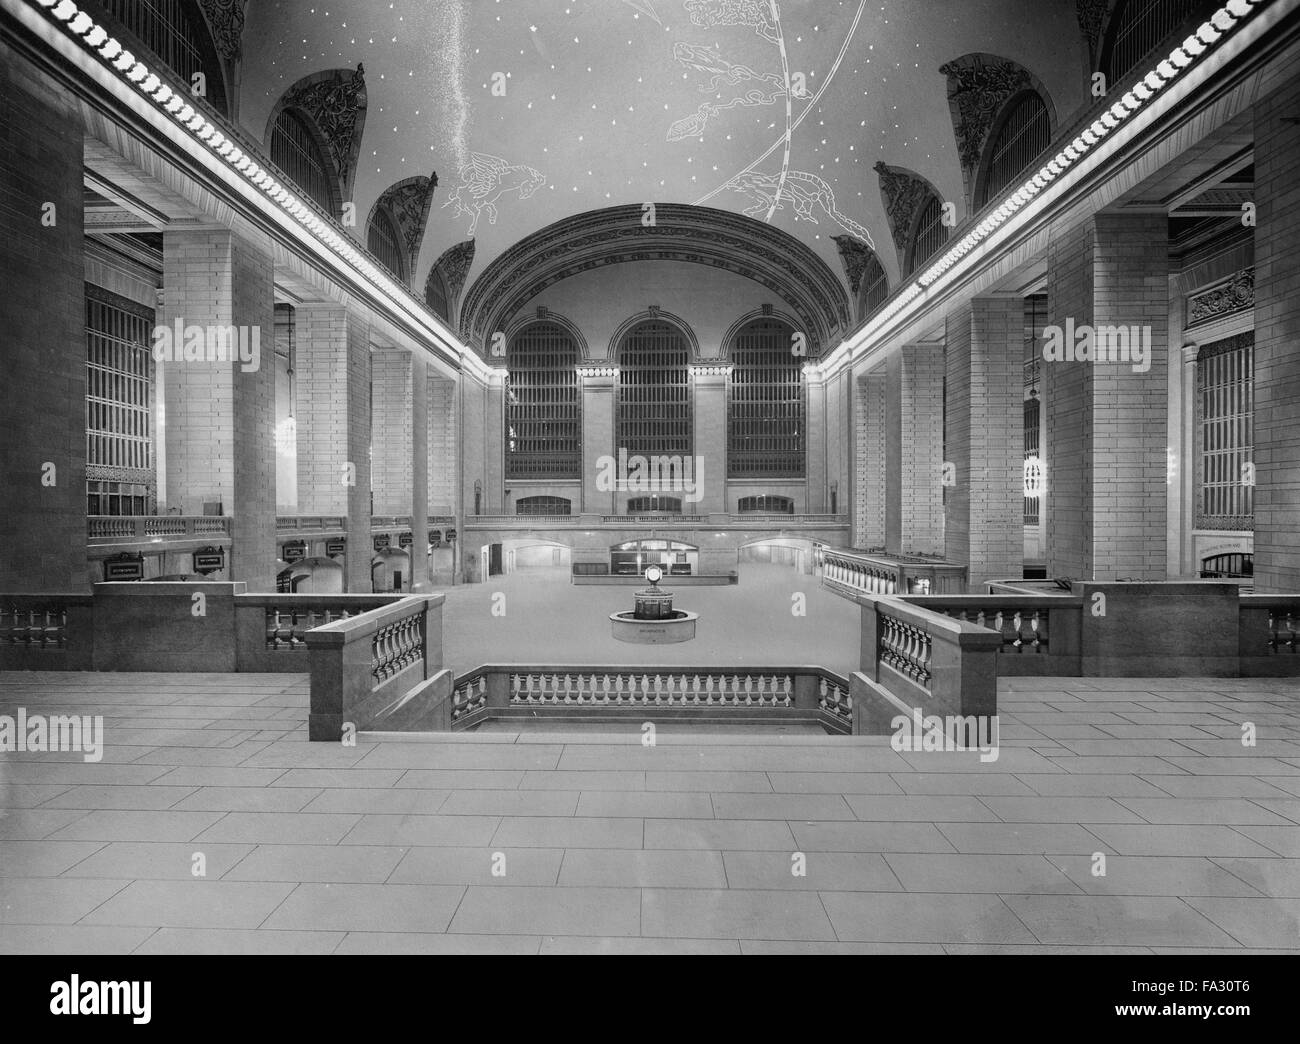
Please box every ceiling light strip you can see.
[30,0,492,380]
[815,0,1265,378]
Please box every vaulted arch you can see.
[460,205,850,360]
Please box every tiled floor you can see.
[2,671,1300,953]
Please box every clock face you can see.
[645,565,663,584]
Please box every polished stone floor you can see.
[2,671,1300,954]
[436,563,863,678]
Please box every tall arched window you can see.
[978,92,1052,208]
[367,207,405,281]
[100,0,227,115]
[505,321,581,479]
[616,320,692,459]
[425,271,450,322]
[907,193,949,277]
[860,251,890,318]
[1103,0,1205,86]
[270,109,337,216]
[727,318,805,477]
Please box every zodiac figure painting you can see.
[442,152,546,236]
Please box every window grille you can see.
[515,496,572,515]
[627,496,682,513]
[908,193,949,277]
[367,207,405,280]
[980,92,1051,208]
[100,0,225,114]
[506,322,581,479]
[737,495,794,514]
[1196,333,1253,529]
[271,109,335,215]
[727,319,804,478]
[1104,0,1205,86]
[616,320,692,460]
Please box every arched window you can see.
[737,495,794,514]
[616,320,692,459]
[727,318,804,478]
[1103,0,1205,86]
[425,271,450,322]
[505,321,581,480]
[270,109,336,216]
[979,92,1052,208]
[367,207,405,281]
[907,193,949,277]
[516,496,572,516]
[100,0,227,116]
[860,251,890,318]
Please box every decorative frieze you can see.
[196,0,248,63]
[939,55,1034,173]
[282,65,367,186]
[873,161,930,255]
[1188,268,1254,327]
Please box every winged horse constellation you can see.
[442,152,546,236]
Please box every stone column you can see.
[692,370,727,513]
[371,349,415,516]
[945,298,1023,589]
[580,371,616,515]
[1044,213,1169,580]
[159,228,276,589]
[886,343,945,556]
[294,304,372,593]
[0,51,86,590]
[1253,74,1300,592]
[855,371,888,550]
[805,372,828,514]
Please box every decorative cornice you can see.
[873,161,934,257]
[460,204,850,359]
[939,54,1035,175]
[280,65,367,189]
[196,0,247,63]
[1188,268,1254,327]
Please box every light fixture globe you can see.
[644,565,663,585]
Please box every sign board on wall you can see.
[103,552,144,581]
[282,541,307,563]
[192,546,226,574]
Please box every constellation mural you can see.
[675,0,874,249]
[442,152,546,237]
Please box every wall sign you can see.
[192,546,226,574]
[373,534,391,551]
[398,531,414,549]
[325,538,346,558]
[282,541,307,563]
[103,552,144,581]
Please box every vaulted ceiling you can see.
[237,0,1089,301]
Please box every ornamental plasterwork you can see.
[1188,268,1254,327]
[282,65,367,186]
[196,0,247,63]
[939,55,1034,173]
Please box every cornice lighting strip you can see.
[576,366,619,378]
[817,0,1265,377]
[690,365,732,376]
[32,0,493,381]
